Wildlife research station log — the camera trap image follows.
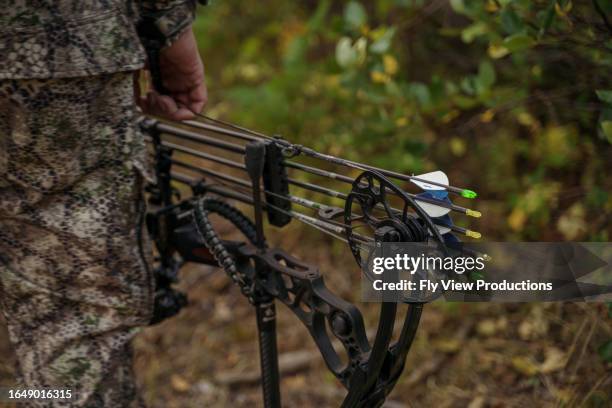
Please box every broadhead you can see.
[461,189,477,199]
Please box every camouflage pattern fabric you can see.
[0,72,154,407]
[0,1,198,405]
[0,0,197,80]
[139,0,198,47]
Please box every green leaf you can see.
[336,37,358,68]
[450,0,466,13]
[598,340,612,363]
[586,187,608,208]
[408,82,431,107]
[307,0,331,31]
[478,60,496,90]
[600,121,612,143]
[344,1,367,29]
[354,37,368,64]
[460,76,477,95]
[488,43,511,59]
[598,0,612,12]
[370,27,396,54]
[500,8,524,35]
[503,33,536,52]
[538,1,556,38]
[283,36,308,67]
[596,90,612,105]
[336,37,367,69]
[461,22,488,43]
[453,94,479,109]
[469,270,485,282]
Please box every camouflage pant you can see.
[0,73,153,407]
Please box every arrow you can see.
[166,157,482,240]
[171,117,479,199]
[411,170,477,199]
[412,171,480,218]
[146,136,482,219]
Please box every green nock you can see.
[461,189,477,199]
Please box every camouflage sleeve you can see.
[137,0,200,48]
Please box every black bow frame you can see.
[140,117,478,408]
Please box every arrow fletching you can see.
[411,171,449,192]
[414,190,453,218]
[435,225,451,235]
[416,200,451,218]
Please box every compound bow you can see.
[141,115,482,408]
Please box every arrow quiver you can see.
[141,116,481,407]
[263,139,292,227]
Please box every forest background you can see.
[1,1,611,407]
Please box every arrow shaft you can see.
[170,170,372,245]
[170,168,477,239]
[170,118,473,196]
[148,136,473,216]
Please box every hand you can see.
[137,27,208,120]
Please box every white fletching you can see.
[435,225,451,235]
[411,171,449,191]
[416,201,450,218]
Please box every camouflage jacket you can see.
[0,1,198,79]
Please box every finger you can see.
[189,100,205,116]
[188,83,208,114]
[151,93,197,121]
[140,91,174,118]
[174,83,207,115]
[140,90,190,120]
[173,92,192,108]
[156,94,183,118]
[168,84,206,117]
[157,94,176,112]
[170,107,198,121]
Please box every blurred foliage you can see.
[194,0,611,241]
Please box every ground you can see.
[1,230,609,407]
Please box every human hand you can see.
[137,26,208,120]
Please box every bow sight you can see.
[141,115,482,408]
